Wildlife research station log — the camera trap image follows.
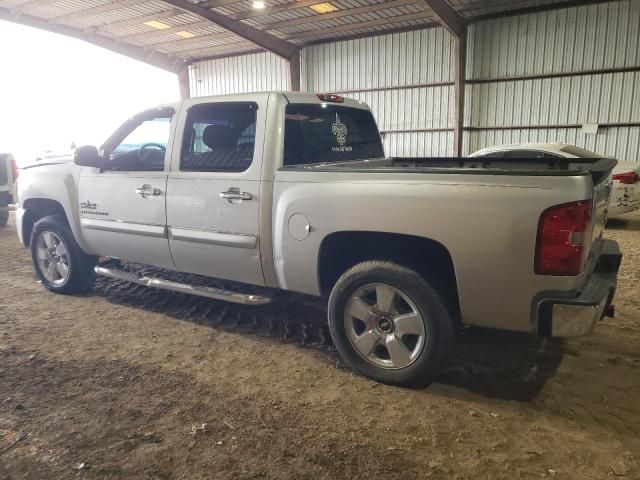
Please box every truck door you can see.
[166,100,266,285]
[77,108,175,269]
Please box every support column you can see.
[453,28,467,157]
[178,65,190,100]
[289,48,301,92]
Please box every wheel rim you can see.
[35,231,70,286]
[344,283,426,370]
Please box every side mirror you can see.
[74,145,103,168]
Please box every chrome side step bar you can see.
[95,266,271,305]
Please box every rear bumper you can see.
[536,239,621,337]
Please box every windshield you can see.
[283,104,384,166]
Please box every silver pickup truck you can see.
[15,92,622,386]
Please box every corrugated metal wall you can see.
[302,28,455,156]
[188,28,455,157]
[188,51,290,97]
[464,0,640,161]
[187,0,639,161]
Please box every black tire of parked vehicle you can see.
[30,215,97,294]
[0,202,8,226]
[328,261,456,387]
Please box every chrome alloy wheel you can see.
[35,231,70,286]
[344,283,426,369]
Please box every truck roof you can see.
[182,91,370,110]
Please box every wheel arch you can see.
[21,198,68,246]
[317,231,460,312]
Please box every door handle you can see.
[135,184,162,198]
[220,189,252,201]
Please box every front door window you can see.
[105,114,172,171]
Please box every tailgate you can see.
[585,159,617,268]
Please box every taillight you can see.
[316,93,344,103]
[612,171,639,184]
[11,158,19,181]
[535,200,592,276]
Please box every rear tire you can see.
[30,215,96,294]
[328,261,456,387]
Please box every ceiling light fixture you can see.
[252,1,265,9]
[175,30,197,38]
[143,20,171,29]
[309,2,338,13]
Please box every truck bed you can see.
[282,156,617,183]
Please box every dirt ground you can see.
[1,212,639,480]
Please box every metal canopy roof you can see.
[0,0,613,72]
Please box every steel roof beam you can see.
[468,0,622,22]
[453,30,466,156]
[419,1,467,157]
[150,31,238,50]
[0,7,185,73]
[421,0,465,37]
[176,41,259,58]
[161,0,299,60]
[191,48,265,62]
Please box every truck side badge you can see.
[80,200,108,216]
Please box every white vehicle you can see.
[610,161,640,217]
[0,153,18,226]
[15,93,622,386]
[470,143,640,218]
[34,150,75,164]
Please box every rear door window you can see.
[181,102,257,172]
[283,104,384,166]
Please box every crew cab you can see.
[0,153,18,226]
[15,92,622,386]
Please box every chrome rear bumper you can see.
[536,239,621,337]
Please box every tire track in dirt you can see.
[93,265,333,350]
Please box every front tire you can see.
[30,215,96,294]
[328,261,456,387]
